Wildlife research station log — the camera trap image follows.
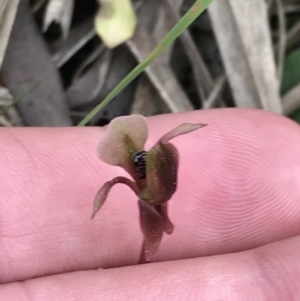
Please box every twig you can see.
[32,0,47,12]
[50,18,95,67]
[203,74,226,109]
[285,4,300,13]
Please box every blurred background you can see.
[0,0,300,126]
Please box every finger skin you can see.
[1,108,300,283]
[0,236,300,301]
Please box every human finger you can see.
[1,235,299,300]
[1,109,300,283]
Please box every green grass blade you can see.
[78,0,214,126]
[0,81,41,117]
[281,48,300,95]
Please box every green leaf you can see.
[281,48,300,95]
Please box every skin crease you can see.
[0,108,300,300]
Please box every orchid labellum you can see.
[91,114,207,263]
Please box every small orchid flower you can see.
[91,114,207,263]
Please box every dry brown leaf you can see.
[165,0,223,106]
[209,0,282,113]
[203,75,226,109]
[2,0,71,126]
[127,44,193,112]
[43,0,74,39]
[131,75,160,116]
[67,45,135,124]
[0,0,20,69]
[274,0,286,84]
[67,50,112,108]
[127,0,193,112]
[279,20,300,52]
[50,18,95,67]
[72,44,106,82]
[131,75,171,116]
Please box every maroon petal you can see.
[155,203,174,234]
[138,199,164,263]
[159,123,207,144]
[145,123,207,204]
[91,176,138,219]
[146,142,178,204]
